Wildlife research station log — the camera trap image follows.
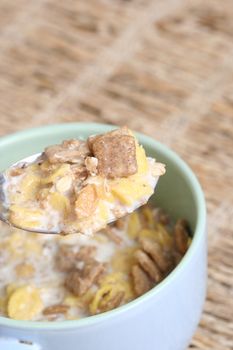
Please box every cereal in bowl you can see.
[0,205,191,321]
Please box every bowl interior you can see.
[0,122,198,232]
[0,122,205,330]
[146,143,197,233]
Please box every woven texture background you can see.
[0,0,233,348]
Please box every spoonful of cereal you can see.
[0,127,165,235]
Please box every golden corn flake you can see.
[96,202,109,223]
[9,206,43,230]
[111,247,137,274]
[55,175,73,193]
[135,143,149,174]
[100,272,125,286]
[64,290,94,307]
[18,173,41,202]
[80,290,95,306]
[41,164,71,184]
[101,272,133,297]
[90,273,133,315]
[138,228,158,241]
[39,160,52,172]
[141,206,155,229]
[138,225,172,248]
[111,177,153,206]
[89,284,114,314]
[127,212,141,239]
[154,224,173,248]
[63,295,81,307]
[48,192,70,215]
[7,286,43,321]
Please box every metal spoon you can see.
[0,153,59,234]
[0,153,162,235]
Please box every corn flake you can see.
[7,286,43,321]
[127,212,141,239]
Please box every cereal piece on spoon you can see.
[91,131,137,178]
[44,139,90,164]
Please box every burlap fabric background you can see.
[0,0,232,348]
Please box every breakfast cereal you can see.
[0,205,191,321]
[2,127,165,235]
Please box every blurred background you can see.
[0,0,232,348]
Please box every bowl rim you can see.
[0,122,206,330]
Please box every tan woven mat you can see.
[0,0,232,348]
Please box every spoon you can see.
[0,153,57,234]
[0,153,161,235]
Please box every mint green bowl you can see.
[0,123,207,350]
